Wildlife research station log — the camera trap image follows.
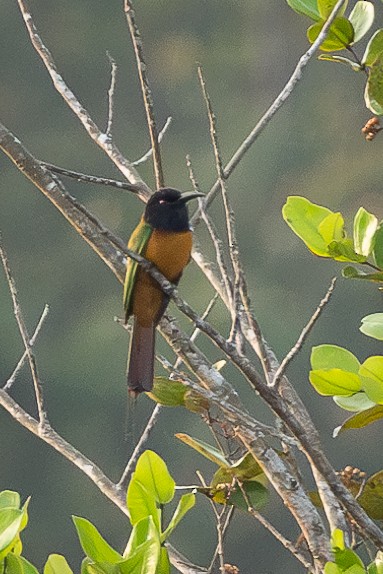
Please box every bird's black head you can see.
[144,187,204,231]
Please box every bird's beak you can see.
[179,191,205,204]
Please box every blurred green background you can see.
[1,1,383,572]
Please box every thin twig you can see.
[16,0,151,199]
[124,0,164,189]
[191,0,347,224]
[106,52,117,138]
[42,163,141,193]
[118,403,162,487]
[237,481,314,571]
[0,241,47,426]
[271,277,337,388]
[132,117,172,167]
[197,66,245,350]
[3,304,50,391]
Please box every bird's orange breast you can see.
[132,229,193,327]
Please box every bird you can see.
[123,187,204,397]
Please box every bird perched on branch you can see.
[123,187,204,397]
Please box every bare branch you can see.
[16,0,151,199]
[3,304,50,392]
[271,277,337,388]
[118,403,162,487]
[191,0,347,222]
[0,240,47,426]
[106,52,118,138]
[124,0,164,189]
[132,117,172,167]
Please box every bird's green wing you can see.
[123,219,153,319]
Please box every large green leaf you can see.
[0,493,20,512]
[307,17,354,52]
[161,493,195,542]
[175,434,229,466]
[362,29,383,66]
[311,345,360,373]
[131,451,175,506]
[310,369,361,396]
[5,555,39,574]
[360,314,383,340]
[156,548,170,574]
[360,356,383,403]
[349,1,374,43]
[365,56,383,115]
[285,0,320,20]
[121,516,160,574]
[44,555,73,574]
[0,510,24,556]
[333,405,383,435]
[317,0,348,19]
[127,480,159,530]
[282,196,341,257]
[353,207,378,256]
[327,239,366,262]
[373,224,383,269]
[72,517,122,564]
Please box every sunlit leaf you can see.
[72,517,122,564]
[362,29,383,66]
[311,345,360,373]
[307,17,354,52]
[147,377,186,407]
[310,369,361,396]
[360,314,383,340]
[285,0,320,20]
[360,356,383,403]
[373,225,383,269]
[353,207,378,256]
[282,196,338,256]
[317,0,348,19]
[44,555,74,574]
[327,239,366,262]
[0,492,20,511]
[365,56,383,115]
[121,516,160,574]
[175,434,229,466]
[127,479,160,530]
[157,548,170,574]
[161,494,195,542]
[349,1,374,43]
[5,554,39,574]
[333,405,383,436]
[131,450,175,505]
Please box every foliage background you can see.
[1,0,383,571]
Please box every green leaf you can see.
[319,212,346,244]
[80,558,118,574]
[353,207,378,256]
[362,29,383,66]
[44,555,73,574]
[331,529,346,551]
[324,563,343,574]
[359,471,383,519]
[226,452,265,482]
[0,493,20,512]
[147,377,186,407]
[307,17,354,52]
[156,548,170,574]
[360,314,383,340]
[318,54,363,70]
[342,266,383,281]
[333,392,376,412]
[0,509,24,556]
[327,239,366,262]
[175,434,229,466]
[311,345,360,373]
[161,493,195,542]
[334,405,383,435]
[282,196,339,257]
[121,516,160,574]
[220,481,269,511]
[349,1,374,43]
[365,56,383,115]
[368,551,383,574]
[127,480,160,530]
[317,0,348,19]
[72,517,122,564]
[373,225,383,269]
[285,0,320,20]
[5,555,39,574]
[360,356,383,403]
[132,451,175,506]
[310,369,361,396]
